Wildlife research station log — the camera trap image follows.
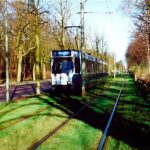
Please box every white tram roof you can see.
[51,50,80,57]
[51,50,106,64]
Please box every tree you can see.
[40,23,52,79]
[94,34,108,73]
[116,60,124,74]
[0,1,5,83]
[28,0,52,94]
[27,0,41,94]
[10,1,35,82]
[123,0,150,79]
[126,31,147,78]
[31,0,41,94]
[51,0,71,49]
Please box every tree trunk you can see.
[35,6,41,95]
[17,47,23,82]
[61,19,66,49]
[42,62,46,80]
[17,56,23,82]
[35,31,40,94]
[33,63,35,81]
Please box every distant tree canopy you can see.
[126,0,150,80]
[126,32,147,65]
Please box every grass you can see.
[35,78,120,150]
[0,75,149,150]
[37,119,102,150]
[104,136,134,150]
[0,96,70,150]
[103,76,150,150]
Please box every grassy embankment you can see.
[103,76,150,150]
[0,76,149,150]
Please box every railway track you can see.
[0,78,107,130]
[0,83,105,130]
[28,80,125,150]
[0,79,125,150]
[1,76,149,150]
[98,81,124,150]
[29,94,102,150]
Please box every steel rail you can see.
[0,80,112,149]
[0,79,109,132]
[30,94,100,150]
[29,82,112,150]
[98,81,125,150]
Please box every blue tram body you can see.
[51,50,107,90]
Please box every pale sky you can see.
[69,0,135,62]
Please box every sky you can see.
[14,0,136,63]
[67,0,135,63]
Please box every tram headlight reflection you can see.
[67,81,71,85]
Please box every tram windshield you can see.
[52,58,73,74]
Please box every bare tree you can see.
[126,31,147,78]
[51,0,71,49]
[123,0,150,79]
[10,1,35,82]
[94,34,108,73]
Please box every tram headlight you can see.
[67,81,71,85]
[67,73,72,85]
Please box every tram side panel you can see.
[51,51,82,91]
[50,50,108,91]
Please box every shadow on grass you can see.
[119,99,150,109]
[109,115,150,149]
[29,92,111,150]
[31,78,150,149]
[107,78,150,149]
[0,76,149,149]
[0,96,72,131]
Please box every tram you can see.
[51,50,107,90]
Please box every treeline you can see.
[126,0,150,82]
[0,0,77,83]
[0,0,125,94]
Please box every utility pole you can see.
[113,52,116,78]
[79,0,111,95]
[4,0,9,102]
[148,34,150,75]
[101,37,104,74]
[145,0,150,76]
[80,0,86,96]
[96,36,100,84]
[64,0,86,96]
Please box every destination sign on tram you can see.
[52,51,71,57]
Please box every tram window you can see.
[85,60,88,73]
[61,60,73,73]
[55,63,61,73]
[52,58,73,74]
[89,61,92,72]
[75,58,80,73]
[87,61,91,73]
[86,60,90,73]
[52,62,61,73]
